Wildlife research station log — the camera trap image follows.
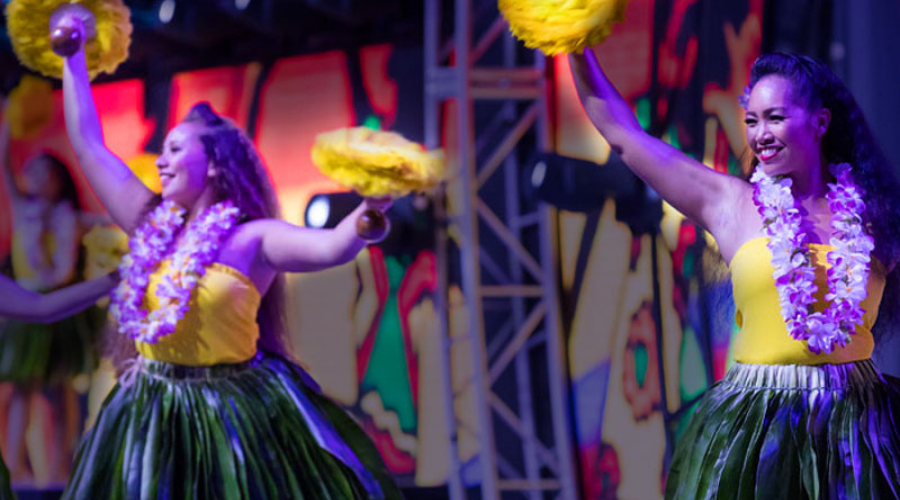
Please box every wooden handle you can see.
[48,3,96,57]
[356,209,390,242]
[50,25,84,57]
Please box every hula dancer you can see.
[0,110,105,485]
[55,11,402,500]
[0,272,118,500]
[571,48,900,499]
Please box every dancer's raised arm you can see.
[61,20,154,234]
[570,50,747,237]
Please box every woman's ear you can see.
[815,108,832,140]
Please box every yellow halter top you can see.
[11,230,58,288]
[136,262,261,366]
[729,237,885,365]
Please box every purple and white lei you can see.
[109,200,241,344]
[751,163,874,354]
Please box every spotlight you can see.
[304,192,362,229]
[235,0,251,10]
[305,196,331,229]
[158,0,176,23]
[524,152,661,232]
[524,152,641,212]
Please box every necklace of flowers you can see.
[750,163,874,354]
[109,199,241,344]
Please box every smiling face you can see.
[745,75,830,179]
[156,122,214,207]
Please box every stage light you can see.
[302,192,433,252]
[306,195,331,229]
[524,152,640,212]
[235,0,251,10]
[158,0,176,23]
[304,192,362,229]
[530,159,547,189]
[524,151,661,232]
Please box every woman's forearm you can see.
[61,43,154,232]
[62,47,105,154]
[327,202,373,266]
[0,273,116,323]
[259,200,389,273]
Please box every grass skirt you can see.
[0,452,12,500]
[62,354,402,500]
[665,360,900,500]
[0,307,104,385]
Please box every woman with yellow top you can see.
[0,107,107,485]
[55,14,401,500]
[0,272,118,500]
[571,50,900,498]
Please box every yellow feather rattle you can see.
[311,127,446,241]
[499,0,630,55]
[6,0,132,79]
[6,75,54,139]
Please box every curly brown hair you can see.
[108,102,292,370]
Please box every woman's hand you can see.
[569,49,643,142]
[364,196,393,213]
[357,196,393,242]
[49,4,93,57]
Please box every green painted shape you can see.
[728,155,741,176]
[682,251,694,278]
[679,326,708,401]
[672,399,701,443]
[634,342,649,388]
[636,98,651,131]
[363,115,382,130]
[726,321,741,372]
[361,256,417,432]
[665,124,681,149]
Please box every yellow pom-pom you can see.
[311,127,446,198]
[82,224,128,279]
[125,153,162,194]
[6,75,54,139]
[500,0,629,55]
[6,0,132,80]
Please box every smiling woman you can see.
[53,7,404,500]
[744,75,831,184]
[570,49,900,499]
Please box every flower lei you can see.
[750,163,874,354]
[110,200,241,344]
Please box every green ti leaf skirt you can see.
[0,451,12,500]
[665,359,900,500]
[61,353,404,500]
[0,306,105,385]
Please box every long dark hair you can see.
[108,102,292,369]
[182,102,291,359]
[748,53,900,341]
[24,150,81,209]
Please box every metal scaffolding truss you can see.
[424,1,578,499]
